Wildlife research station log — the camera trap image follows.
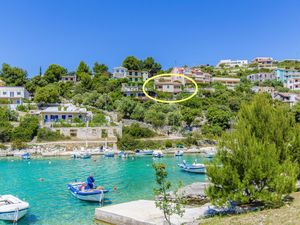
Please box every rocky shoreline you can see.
[0,146,217,158]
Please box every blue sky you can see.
[0,0,300,76]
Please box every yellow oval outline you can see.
[142,73,198,103]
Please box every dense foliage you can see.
[37,128,67,142]
[206,95,300,207]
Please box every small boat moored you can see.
[152,150,164,158]
[67,182,109,202]
[178,160,206,174]
[135,149,153,156]
[104,151,115,157]
[174,150,184,157]
[71,152,91,159]
[0,195,29,222]
[21,153,30,160]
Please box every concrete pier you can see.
[95,200,210,225]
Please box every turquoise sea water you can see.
[0,155,207,225]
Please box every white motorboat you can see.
[67,182,109,202]
[0,195,29,221]
[153,150,164,158]
[174,150,184,156]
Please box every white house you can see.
[216,59,248,68]
[252,57,274,68]
[112,66,149,82]
[0,86,30,104]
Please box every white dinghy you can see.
[0,195,29,221]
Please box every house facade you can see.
[273,92,300,106]
[247,73,276,82]
[38,104,91,124]
[61,72,77,83]
[154,76,184,94]
[251,86,276,96]
[216,59,248,68]
[171,67,211,84]
[0,86,30,104]
[274,68,300,90]
[252,57,274,68]
[212,77,240,87]
[112,67,149,82]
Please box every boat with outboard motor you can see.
[71,152,91,159]
[0,195,29,221]
[21,153,30,160]
[178,160,206,174]
[67,182,109,202]
[104,150,115,157]
[135,149,153,156]
[174,150,184,156]
[152,150,164,158]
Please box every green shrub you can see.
[0,143,7,150]
[0,99,10,104]
[16,104,28,112]
[37,128,67,141]
[11,140,28,149]
[123,123,156,138]
[91,113,106,126]
[165,140,173,148]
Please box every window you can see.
[3,92,7,95]
[17,92,21,95]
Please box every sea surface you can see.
[0,154,208,225]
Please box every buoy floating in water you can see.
[114,185,117,191]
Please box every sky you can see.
[0,0,300,77]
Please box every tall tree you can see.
[141,57,162,76]
[25,75,48,94]
[43,64,67,83]
[34,84,60,105]
[93,62,108,75]
[206,94,299,207]
[76,61,91,80]
[122,56,141,70]
[0,63,28,86]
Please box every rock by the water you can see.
[158,182,211,205]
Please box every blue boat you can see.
[67,182,109,202]
[104,151,115,157]
[178,161,206,174]
[21,153,30,160]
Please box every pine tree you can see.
[206,94,299,207]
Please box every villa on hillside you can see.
[247,73,276,82]
[61,72,77,83]
[274,68,300,90]
[273,92,300,106]
[211,77,240,88]
[252,57,274,69]
[34,104,92,124]
[154,76,185,94]
[121,83,157,99]
[171,67,211,84]
[251,86,276,96]
[216,59,248,68]
[0,86,30,104]
[112,66,149,82]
